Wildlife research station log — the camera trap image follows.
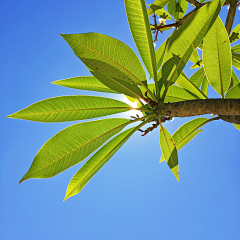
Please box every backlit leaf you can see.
[203,17,232,97]
[124,0,158,83]
[232,54,240,70]
[7,96,132,122]
[190,68,205,88]
[64,127,136,200]
[164,85,199,103]
[61,33,147,86]
[225,83,240,99]
[233,124,240,131]
[201,75,209,96]
[19,118,130,182]
[229,69,240,88]
[160,117,213,162]
[190,49,200,65]
[229,24,240,44]
[231,44,240,54]
[159,125,179,180]
[176,73,207,99]
[52,76,119,94]
[161,0,223,100]
[91,70,143,100]
[147,0,171,16]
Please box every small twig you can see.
[225,0,239,35]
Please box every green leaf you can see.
[91,70,143,100]
[52,76,119,94]
[7,96,132,122]
[167,0,176,16]
[168,0,188,21]
[19,118,131,182]
[190,68,205,88]
[161,0,223,100]
[164,85,199,103]
[147,0,171,16]
[155,8,172,20]
[64,126,136,200]
[61,33,146,86]
[233,124,240,131]
[225,83,240,99]
[232,54,240,70]
[189,48,200,65]
[176,73,208,99]
[201,75,209,96]
[156,36,171,70]
[203,17,232,97]
[160,117,213,162]
[174,0,188,21]
[159,125,179,180]
[229,24,240,44]
[124,0,158,83]
[190,59,202,69]
[229,69,240,89]
[231,44,240,54]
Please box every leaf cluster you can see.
[7,0,240,200]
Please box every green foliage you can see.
[8,0,239,200]
[203,17,232,97]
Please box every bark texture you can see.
[225,0,238,35]
[157,99,240,124]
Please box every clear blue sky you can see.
[1,0,240,239]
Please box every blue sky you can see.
[1,0,240,239]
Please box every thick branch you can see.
[158,99,240,124]
[219,115,240,124]
[225,0,238,35]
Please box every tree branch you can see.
[185,0,202,9]
[157,99,240,124]
[225,0,238,35]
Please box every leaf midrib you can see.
[13,107,133,116]
[65,36,146,87]
[24,121,132,179]
[162,3,218,100]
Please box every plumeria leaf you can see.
[201,75,209,96]
[156,36,172,70]
[232,54,240,70]
[161,0,224,100]
[203,17,232,97]
[147,0,171,16]
[155,8,172,19]
[225,83,240,99]
[190,68,205,88]
[124,0,158,84]
[176,73,208,99]
[160,117,215,162]
[91,70,144,100]
[233,124,240,131]
[229,69,240,89]
[64,126,137,200]
[52,76,119,94]
[231,44,240,54]
[164,85,199,103]
[7,96,133,122]
[189,48,200,66]
[159,125,179,180]
[61,33,147,86]
[171,0,188,21]
[229,24,240,44]
[19,118,130,182]
[190,59,202,69]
